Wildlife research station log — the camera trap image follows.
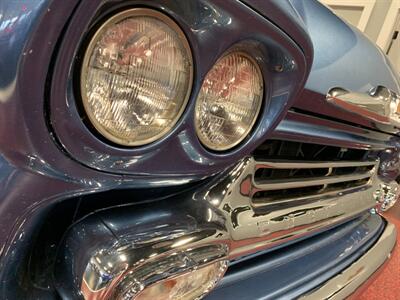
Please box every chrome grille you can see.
[250,140,377,212]
[252,160,376,206]
[253,139,367,161]
[186,139,381,260]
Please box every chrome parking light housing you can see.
[82,243,228,300]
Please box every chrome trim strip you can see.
[200,157,380,252]
[301,221,397,300]
[255,160,376,169]
[251,185,373,208]
[255,172,373,191]
[272,115,392,150]
[327,86,400,126]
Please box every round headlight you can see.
[195,52,263,151]
[81,9,193,146]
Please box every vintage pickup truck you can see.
[0,0,399,299]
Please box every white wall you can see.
[320,0,400,73]
[387,17,400,72]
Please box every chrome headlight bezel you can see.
[80,8,194,147]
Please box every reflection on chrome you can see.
[327,86,400,126]
[198,157,379,258]
[374,181,399,211]
[82,240,229,299]
[77,156,382,299]
[300,222,396,300]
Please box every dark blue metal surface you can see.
[48,0,309,176]
[290,0,400,95]
[206,213,385,300]
[287,0,400,133]
[238,0,313,59]
[0,1,309,297]
[0,0,399,298]
[292,89,400,135]
[272,110,396,150]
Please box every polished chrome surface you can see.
[327,86,400,126]
[300,221,396,300]
[374,181,399,212]
[255,172,371,191]
[252,159,375,192]
[82,243,228,300]
[201,157,379,257]
[79,156,381,299]
[251,159,376,207]
[80,223,230,300]
[254,160,377,168]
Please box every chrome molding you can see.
[75,156,382,299]
[82,243,229,299]
[300,221,396,300]
[201,157,379,258]
[255,172,371,191]
[254,160,377,168]
[77,206,231,300]
[374,181,400,212]
[327,86,400,126]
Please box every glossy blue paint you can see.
[207,213,384,299]
[0,0,399,298]
[272,110,396,150]
[0,2,205,297]
[287,0,400,132]
[291,0,400,95]
[49,0,309,176]
[239,0,313,58]
[244,0,400,134]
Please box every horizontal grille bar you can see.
[251,154,378,208]
[255,160,377,169]
[251,185,371,209]
[254,169,374,191]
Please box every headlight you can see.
[80,8,193,146]
[195,52,263,151]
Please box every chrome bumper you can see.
[302,221,397,300]
[54,156,395,299]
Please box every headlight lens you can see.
[81,9,193,146]
[195,52,263,151]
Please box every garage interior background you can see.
[320,0,400,73]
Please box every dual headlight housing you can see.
[80,8,263,150]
